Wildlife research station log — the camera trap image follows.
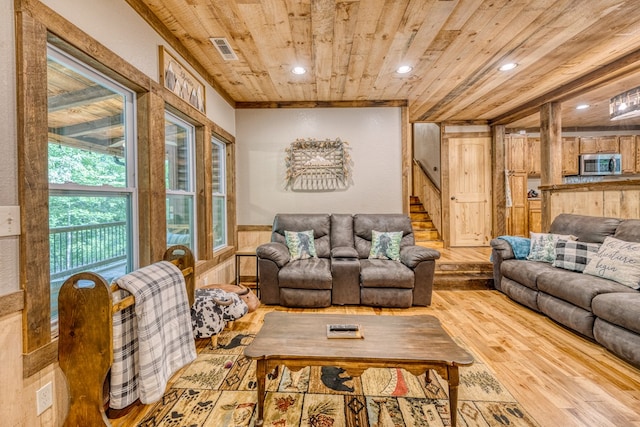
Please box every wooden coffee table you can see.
[244,312,474,426]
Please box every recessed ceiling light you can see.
[576,104,590,110]
[396,65,413,74]
[292,66,306,75]
[499,63,518,71]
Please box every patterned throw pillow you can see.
[527,232,577,263]
[553,239,601,272]
[284,230,317,260]
[368,230,402,261]
[583,236,640,289]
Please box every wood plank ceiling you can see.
[129,0,640,128]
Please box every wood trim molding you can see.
[23,340,58,379]
[0,291,25,317]
[237,225,272,232]
[235,100,408,109]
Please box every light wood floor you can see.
[111,289,640,427]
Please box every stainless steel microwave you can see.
[579,153,622,175]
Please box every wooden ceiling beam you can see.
[491,47,640,126]
[235,99,408,109]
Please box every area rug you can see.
[135,330,540,427]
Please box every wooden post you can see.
[540,102,563,231]
[492,125,507,237]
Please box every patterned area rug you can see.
[135,330,540,426]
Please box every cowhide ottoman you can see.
[191,288,248,347]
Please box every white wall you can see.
[236,108,403,225]
[413,123,441,189]
[0,0,18,296]
[41,0,236,135]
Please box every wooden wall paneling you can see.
[138,90,167,267]
[619,135,637,173]
[16,9,51,356]
[562,137,580,175]
[492,125,507,237]
[604,190,640,218]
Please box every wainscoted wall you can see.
[235,107,404,226]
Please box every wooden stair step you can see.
[410,204,426,213]
[410,212,431,221]
[412,220,434,229]
[414,229,440,240]
[416,240,444,249]
[433,273,493,290]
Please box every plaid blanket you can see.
[110,261,196,408]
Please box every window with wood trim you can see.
[165,111,196,253]
[47,45,137,337]
[212,136,227,250]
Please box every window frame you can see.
[211,136,228,251]
[164,110,197,254]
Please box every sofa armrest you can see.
[256,242,290,268]
[489,238,515,260]
[331,246,359,259]
[400,246,440,269]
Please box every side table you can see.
[235,249,259,297]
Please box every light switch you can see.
[0,206,20,237]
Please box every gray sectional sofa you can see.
[257,213,441,308]
[491,213,640,369]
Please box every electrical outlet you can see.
[36,382,53,416]
[0,206,20,237]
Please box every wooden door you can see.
[449,137,492,246]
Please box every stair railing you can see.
[412,159,442,235]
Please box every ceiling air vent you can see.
[210,37,238,61]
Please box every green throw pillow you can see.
[284,230,317,260]
[368,230,402,261]
[527,232,576,263]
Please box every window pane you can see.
[47,45,136,337]
[212,138,227,250]
[212,141,223,193]
[213,195,226,249]
[49,194,131,333]
[165,116,192,192]
[167,194,194,249]
[47,57,127,187]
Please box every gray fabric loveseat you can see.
[257,213,441,308]
[491,213,640,368]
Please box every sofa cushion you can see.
[272,214,331,258]
[278,258,332,290]
[500,259,556,290]
[553,239,600,272]
[285,230,317,260]
[537,293,595,339]
[594,318,640,368]
[613,219,640,243]
[583,236,640,290]
[353,214,414,259]
[501,277,540,311]
[368,230,402,261]
[549,213,621,244]
[527,232,576,263]
[359,259,413,288]
[592,292,640,335]
[537,268,632,311]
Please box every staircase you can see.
[410,196,494,290]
